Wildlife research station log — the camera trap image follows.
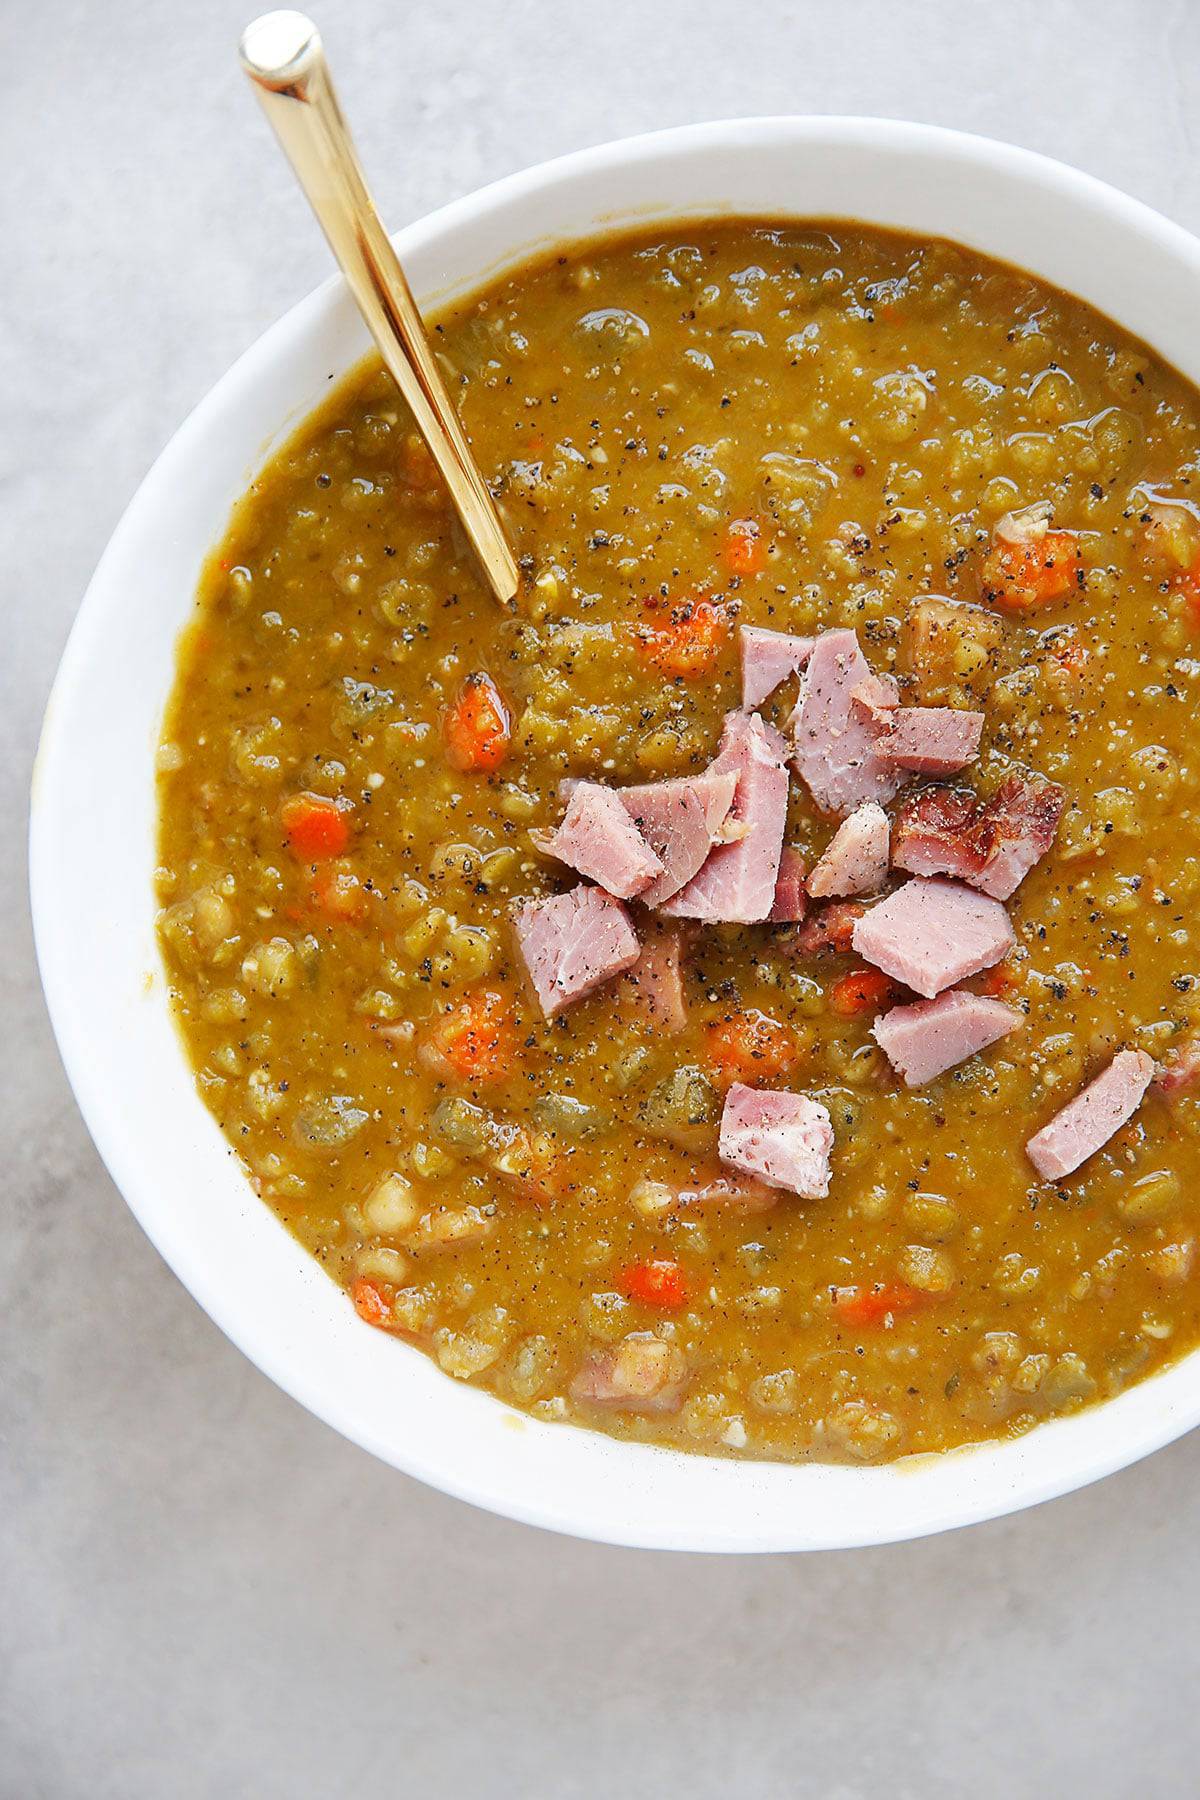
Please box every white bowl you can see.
[32,118,1200,1552]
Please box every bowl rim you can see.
[31,113,1200,1552]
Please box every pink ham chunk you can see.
[617,768,738,907]
[1158,1039,1200,1097]
[872,989,1021,1087]
[878,707,984,775]
[891,786,982,882]
[851,877,1014,999]
[569,1337,689,1413]
[792,629,907,815]
[769,847,808,923]
[512,884,640,1018]
[1026,1049,1156,1181]
[891,776,1064,899]
[970,776,1066,901]
[661,712,789,923]
[807,802,890,899]
[786,900,866,957]
[621,922,687,1034]
[672,1176,779,1213]
[718,1082,834,1199]
[739,624,816,709]
[532,780,662,899]
[850,672,901,727]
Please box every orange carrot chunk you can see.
[281,792,351,859]
[633,594,731,679]
[351,1276,395,1330]
[980,960,1020,999]
[980,530,1081,612]
[723,518,766,577]
[829,969,897,1017]
[427,989,514,1084]
[832,1282,924,1327]
[311,863,368,922]
[706,1008,801,1088]
[1179,567,1200,629]
[620,1259,691,1311]
[443,672,511,774]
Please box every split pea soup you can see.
[157,221,1200,1464]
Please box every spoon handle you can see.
[239,11,520,605]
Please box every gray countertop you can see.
[5,1,1199,1793]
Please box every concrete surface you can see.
[5,0,1200,1793]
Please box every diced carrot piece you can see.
[443,672,511,774]
[980,960,1020,999]
[1172,560,1200,629]
[723,518,766,577]
[832,1282,925,1327]
[351,1276,395,1330]
[620,1259,690,1311]
[281,792,351,859]
[311,863,368,922]
[829,969,897,1016]
[633,594,731,679]
[980,530,1082,612]
[426,989,514,1085]
[706,1009,802,1088]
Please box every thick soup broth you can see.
[157,223,1200,1463]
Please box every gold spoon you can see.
[238,10,520,606]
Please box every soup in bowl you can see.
[32,118,1200,1549]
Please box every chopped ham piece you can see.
[891,775,1065,899]
[969,775,1066,901]
[769,847,808,923]
[1158,1038,1200,1097]
[878,707,984,775]
[718,1081,834,1199]
[872,988,1021,1087]
[673,1176,779,1212]
[891,785,982,882]
[739,624,816,709]
[851,877,1014,999]
[569,1336,689,1413]
[901,595,1002,705]
[512,884,640,1018]
[792,629,907,815]
[661,712,789,923]
[621,922,687,1034]
[995,498,1054,544]
[1026,1049,1157,1181]
[850,672,901,727]
[786,900,866,956]
[618,768,738,907]
[629,1173,779,1217]
[807,802,890,899]
[532,779,662,899]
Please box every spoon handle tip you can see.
[239,11,321,87]
[238,13,520,605]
